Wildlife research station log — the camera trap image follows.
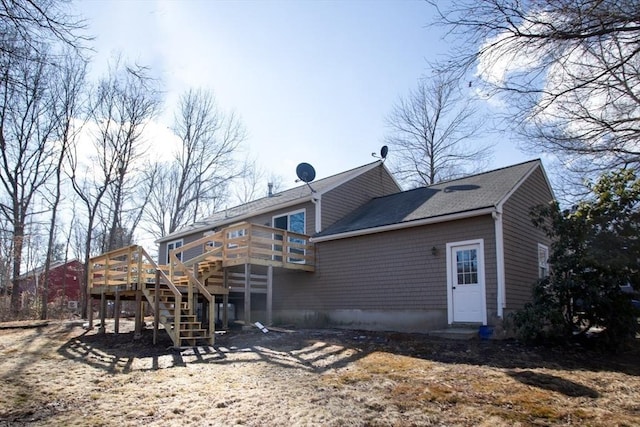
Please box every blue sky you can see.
[76,0,529,190]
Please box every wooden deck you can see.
[87,222,315,347]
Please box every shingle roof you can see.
[313,159,543,239]
[158,161,387,242]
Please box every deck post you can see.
[188,265,194,316]
[134,289,143,340]
[208,297,215,346]
[266,265,273,325]
[114,288,121,334]
[88,295,94,329]
[99,291,106,334]
[153,270,160,345]
[244,263,251,328]
[87,259,94,329]
[222,269,229,329]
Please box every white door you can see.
[447,241,486,323]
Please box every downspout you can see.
[311,194,321,233]
[493,206,506,318]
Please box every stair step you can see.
[172,322,203,329]
[141,272,211,348]
[156,298,188,305]
[153,302,188,310]
[179,330,208,338]
[180,337,210,347]
[153,294,186,300]
[153,294,185,300]
[163,315,198,322]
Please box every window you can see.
[273,210,305,234]
[227,227,246,249]
[228,228,246,239]
[456,248,478,285]
[166,239,183,264]
[272,209,306,263]
[538,243,549,278]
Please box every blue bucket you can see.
[478,325,494,340]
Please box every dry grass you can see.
[1,320,639,426]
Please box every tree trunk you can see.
[10,224,24,315]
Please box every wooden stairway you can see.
[141,281,212,347]
[88,223,316,347]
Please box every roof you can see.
[313,159,547,241]
[158,161,391,243]
[17,259,82,280]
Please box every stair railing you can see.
[168,250,215,343]
[138,246,185,345]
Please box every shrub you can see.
[514,169,640,350]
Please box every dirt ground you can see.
[1,319,639,426]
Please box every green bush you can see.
[513,169,640,350]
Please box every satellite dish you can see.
[372,145,389,160]
[296,162,316,183]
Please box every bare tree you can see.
[39,53,86,319]
[385,71,491,187]
[0,44,59,313]
[144,89,246,238]
[68,60,160,317]
[0,217,12,305]
[233,156,284,204]
[0,0,87,57]
[431,0,640,179]
[95,62,161,252]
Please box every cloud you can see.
[475,6,640,150]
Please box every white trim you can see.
[497,167,534,206]
[311,207,497,242]
[496,160,551,207]
[446,239,487,325]
[312,194,322,233]
[272,208,306,234]
[491,160,548,317]
[537,243,549,278]
[493,210,506,317]
[272,208,307,264]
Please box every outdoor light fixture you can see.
[431,246,437,256]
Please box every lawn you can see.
[1,319,639,426]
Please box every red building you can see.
[18,260,84,305]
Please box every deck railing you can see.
[88,245,214,346]
[88,245,165,290]
[87,222,314,346]
[170,222,315,272]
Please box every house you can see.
[87,159,554,346]
[17,259,83,309]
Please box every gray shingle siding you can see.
[274,215,497,314]
[159,232,210,266]
[502,167,554,309]
[321,164,400,231]
[245,201,317,235]
[155,159,555,331]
